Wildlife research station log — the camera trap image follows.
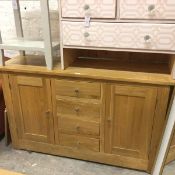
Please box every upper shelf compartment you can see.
[61,0,117,19]
[120,0,175,20]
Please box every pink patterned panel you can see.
[62,22,175,52]
[120,0,175,20]
[61,0,116,18]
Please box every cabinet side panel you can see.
[148,86,170,172]
[2,73,19,147]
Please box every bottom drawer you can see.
[60,134,100,152]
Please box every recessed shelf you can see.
[63,48,172,74]
[0,39,60,52]
[72,57,170,74]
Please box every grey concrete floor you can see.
[0,139,174,175]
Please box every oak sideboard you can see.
[1,0,175,174]
[0,53,174,174]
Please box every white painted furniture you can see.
[61,0,117,18]
[59,0,175,73]
[0,0,60,70]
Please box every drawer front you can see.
[60,134,100,152]
[61,0,116,18]
[57,99,100,122]
[59,116,100,136]
[120,0,175,20]
[63,22,175,52]
[54,79,101,99]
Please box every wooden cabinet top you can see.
[0,55,174,86]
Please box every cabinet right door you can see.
[105,84,158,161]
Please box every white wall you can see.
[0,0,59,57]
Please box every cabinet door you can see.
[105,84,157,161]
[10,75,54,144]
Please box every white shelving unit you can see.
[0,39,59,52]
[0,0,60,70]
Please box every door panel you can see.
[105,84,157,161]
[10,75,54,144]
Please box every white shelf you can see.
[0,0,59,69]
[0,39,60,52]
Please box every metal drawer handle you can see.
[148,4,155,12]
[76,125,80,131]
[107,118,112,123]
[75,107,80,113]
[75,141,80,149]
[76,141,80,149]
[144,35,151,43]
[74,89,79,93]
[84,4,90,10]
[84,32,90,38]
[45,110,50,118]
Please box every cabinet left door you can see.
[9,75,54,144]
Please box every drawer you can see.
[61,0,117,19]
[60,134,100,152]
[54,79,101,99]
[120,0,175,20]
[59,116,100,136]
[63,22,175,52]
[57,99,100,122]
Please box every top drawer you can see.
[120,0,175,20]
[61,0,117,19]
[54,79,101,100]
